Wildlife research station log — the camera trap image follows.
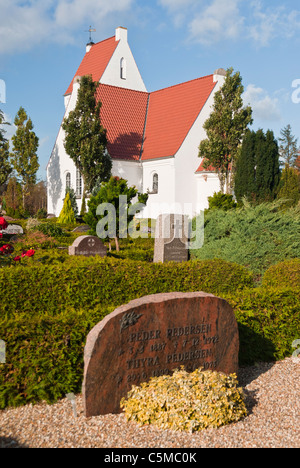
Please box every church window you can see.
[153,173,158,194]
[66,172,71,190]
[120,58,127,80]
[76,169,82,198]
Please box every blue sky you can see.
[0,0,299,182]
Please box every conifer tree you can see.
[234,129,280,203]
[57,192,76,224]
[199,68,253,193]
[277,165,300,208]
[0,109,12,186]
[278,124,299,168]
[62,75,112,199]
[10,107,39,209]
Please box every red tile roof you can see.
[96,84,149,161]
[141,75,216,161]
[196,160,216,173]
[64,36,119,96]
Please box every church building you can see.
[47,27,226,218]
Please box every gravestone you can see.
[153,213,189,263]
[2,224,24,235]
[68,235,107,258]
[82,292,239,417]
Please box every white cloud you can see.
[0,0,134,55]
[248,0,300,46]
[243,84,281,122]
[187,0,244,45]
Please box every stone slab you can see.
[153,214,189,263]
[82,292,239,417]
[68,235,107,257]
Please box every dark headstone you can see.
[154,214,188,263]
[82,292,239,417]
[68,235,107,258]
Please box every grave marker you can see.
[82,292,239,417]
[153,214,189,263]
[68,235,107,258]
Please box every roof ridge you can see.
[150,74,214,95]
[91,35,117,46]
[98,82,149,96]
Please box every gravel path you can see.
[0,357,299,449]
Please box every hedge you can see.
[0,258,254,319]
[262,258,300,290]
[1,258,299,409]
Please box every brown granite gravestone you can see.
[82,292,239,417]
[153,214,189,263]
[68,235,107,258]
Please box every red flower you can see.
[0,217,8,231]
[0,244,14,254]
[13,256,21,262]
[24,249,35,258]
[0,232,3,238]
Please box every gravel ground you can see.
[0,357,299,449]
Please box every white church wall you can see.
[141,158,177,219]
[112,159,143,191]
[195,173,221,211]
[100,28,147,92]
[173,75,225,217]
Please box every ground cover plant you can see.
[190,202,300,278]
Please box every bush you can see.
[0,258,254,319]
[191,202,300,277]
[223,287,300,365]
[207,191,237,211]
[120,367,247,432]
[262,258,300,290]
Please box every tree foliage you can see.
[234,129,280,203]
[0,109,12,186]
[62,75,112,196]
[199,68,253,193]
[57,192,76,225]
[277,165,300,208]
[10,107,39,209]
[84,176,148,251]
[278,124,299,168]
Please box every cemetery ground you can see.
[0,204,299,448]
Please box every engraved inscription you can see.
[120,311,143,332]
[123,320,218,387]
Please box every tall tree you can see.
[278,124,299,168]
[62,75,112,198]
[10,107,39,209]
[199,67,253,193]
[277,165,300,208]
[234,129,280,203]
[0,109,12,186]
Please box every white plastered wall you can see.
[101,28,147,92]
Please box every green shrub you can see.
[121,368,247,432]
[33,222,65,238]
[262,258,300,290]
[207,191,237,211]
[0,258,254,319]
[223,287,300,365]
[191,202,300,276]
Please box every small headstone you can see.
[153,213,189,263]
[82,292,239,417]
[68,235,107,258]
[2,224,24,235]
[72,225,90,233]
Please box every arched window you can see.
[120,57,127,80]
[153,173,158,194]
[66,172,71,190]
[76,169,82,198]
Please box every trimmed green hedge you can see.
[0,258,254,319]
[1,257,299,409]
[262,258,300,290]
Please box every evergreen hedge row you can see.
[0,258,299,409]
